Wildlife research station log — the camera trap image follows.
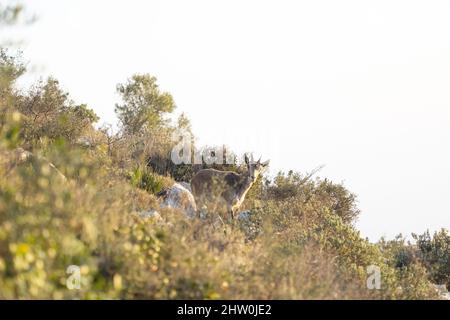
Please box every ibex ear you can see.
[261,160,270,167]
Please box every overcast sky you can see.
[5,0,450,241]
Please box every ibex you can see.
[190,154,269,220]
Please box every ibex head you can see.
[244,154,270,183]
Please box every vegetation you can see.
[0,7,448,298]
[413,230,450,290]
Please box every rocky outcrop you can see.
[158,182,197,218]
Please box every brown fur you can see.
[190,155,269,220]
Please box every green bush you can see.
[130,166,173,195]
[413,230,450,290]
[265,171,360,225]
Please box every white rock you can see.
[160,183,197,218]
[138,209,161,219]
[178,181,192,192]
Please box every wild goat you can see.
[191,154,269,220]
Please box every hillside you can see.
[1,48,450,300]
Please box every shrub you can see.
[130,166,173,195]
[413,230,450,290]
[15,78,98,149]
[378,235,418,269]
[265,171,360,225]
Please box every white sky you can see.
[4,0,450,241]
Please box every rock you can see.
[138,209,161,220]
[159,183,197,218]
[178,181,192,192]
